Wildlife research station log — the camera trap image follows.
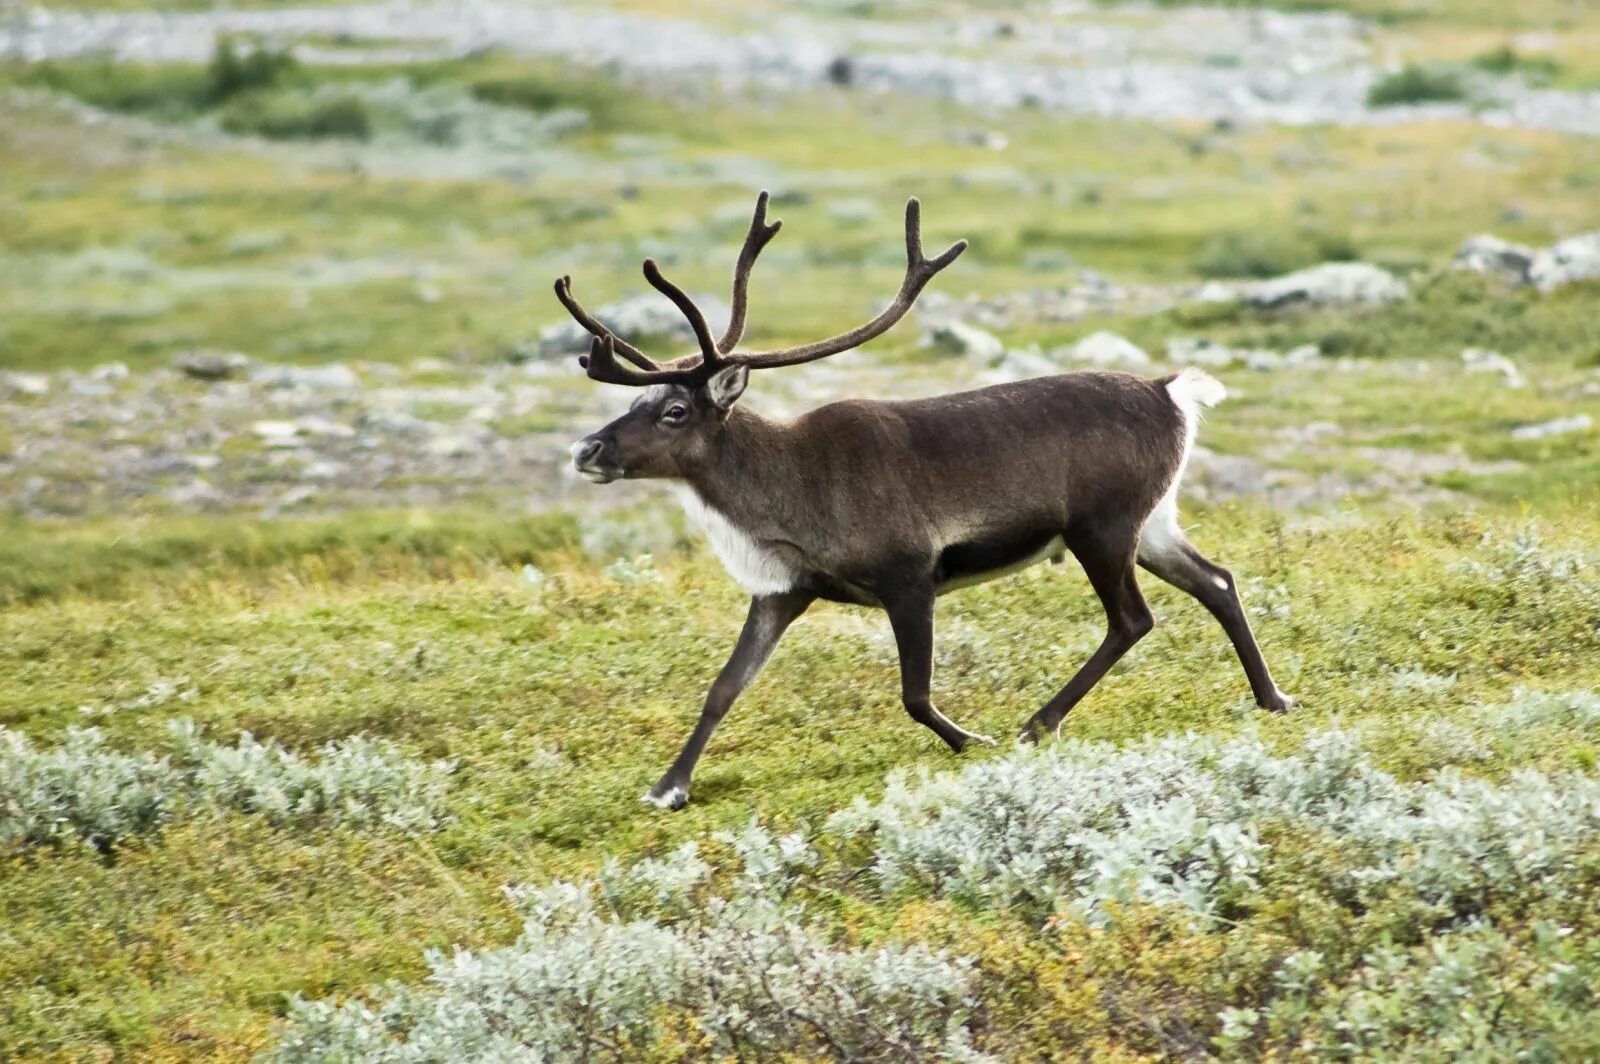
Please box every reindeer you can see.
[562,193,1292,809]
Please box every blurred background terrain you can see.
[2,0,1599,1059]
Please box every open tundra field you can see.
[3,0,1600,1059]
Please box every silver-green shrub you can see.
[0,726,179,850]
[266,836,989,1063]
[1,721,453,852]
[170,722,454,831]
[831,706,1600,926]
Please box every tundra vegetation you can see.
[2,0,1600,1059]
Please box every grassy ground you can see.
[4,1,1600,1058]
[4,49,1600,372]
[4,500,1599,1058]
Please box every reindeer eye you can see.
[660,403,690,424]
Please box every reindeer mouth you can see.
[576,466,620,484]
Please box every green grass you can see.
[3,503,1600,1058]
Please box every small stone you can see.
[294,416,356,438]
[1249,262,1407,308]
[1452,234,1534,286]
[985,346,1059,382]
[167,479,224,507]
[1529,232,1600,293]
[924,321,1005,361]
[253,420,304,447]
[251,363,361,390]
[425,434,482,458]
[175,350,253,381]
[301,459,346,480]
[1,371,50,397]
[1510,414,1592,441]
[1060,330,1149,367]
[1462,347,1524,387]
[1166,338,1237,367]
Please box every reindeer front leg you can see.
[644,590,814,810]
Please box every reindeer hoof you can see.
[962,731,997,749]
[642,784,689,810]
[1017,720,1047,745]
[1261,689,1296,714]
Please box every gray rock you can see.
[175,350,253,381]
[1166,337,1241,367]
[293,416,357,439]
[1461,347,1524,388]
[1059,331,1150,367]
[1529,232,1600,292]
[1510,414,1592,441]
[252,420,304,448]
[1452,234,1534,286]
[537,292,732,359]
[983,346,1060,382]
[925,321,1005,361]
[91,362,131,382]
[301,459,347,480]
[1249,262,1407,308]
[0,371,51,397]
[251,362,361,390]
[167,479,225,508]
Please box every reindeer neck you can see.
[680,406,801,528]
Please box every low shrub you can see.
[12,60,211,121]
[267,829,987,1063]
[0,727,177,851]
[170,722,454,831]
[8,38,300,122]
[205,35,300,106]
[219,92,373,141]
[266,693,1600,1060]
[1472,44,1562,84]
[1194,230,1361,279]
[1367,65,1468,107]
[0,721,452,852]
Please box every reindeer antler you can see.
[555,276,662,374]
[722,198,966,370]
[554,192,964,388]
[719,190,782,352]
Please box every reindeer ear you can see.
[704,364,749,410]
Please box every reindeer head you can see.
[562,192,966,483]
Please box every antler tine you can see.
[554,276,661,373]
[903,196,968,279]
[726,197,967,370]
[641,259,721,370]
[717,190,783,353]
[581,334,700,387]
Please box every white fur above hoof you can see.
[1262,690,1296,713]
[642,785,689,810]
[964,732,998,749]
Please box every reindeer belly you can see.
[935,529,1066,594]
[674,486,800,596]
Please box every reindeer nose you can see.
[571,437,605,468]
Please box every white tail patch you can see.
[1166,367,1226,420]
[1140,368,1225,569]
